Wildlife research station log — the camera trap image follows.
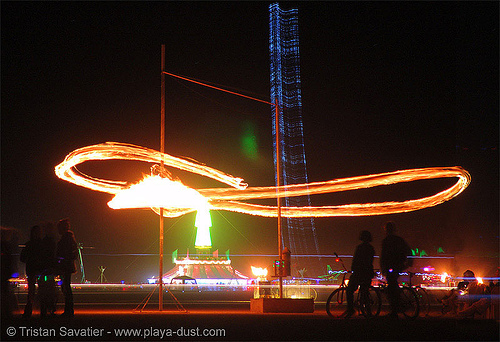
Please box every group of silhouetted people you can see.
[343,221,413,319]
[18,218,78,318]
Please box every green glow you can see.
[195,207,212,248]
[412,248,428,257]
[241,121,258,160]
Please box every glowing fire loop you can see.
[55,142,471,218]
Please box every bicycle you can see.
[377,271,420,319]
[406,272,430,317]
[326,253,381,318]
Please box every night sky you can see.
[2,2,498,282]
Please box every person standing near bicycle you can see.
[380,221,413,319]
[343,230,375,318]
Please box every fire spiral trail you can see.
[55,142,471,218]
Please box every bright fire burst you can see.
[108,175,209,212]
[251,266,268,278]
[55,142,471,218]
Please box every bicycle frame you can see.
[376,271,420,319]
[326,253,381,318]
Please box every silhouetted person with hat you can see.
[343,230,375,318]
[20,225,44,318]
[56,219,77,318]
[380,221,412,319]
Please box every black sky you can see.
[2,1,498,282]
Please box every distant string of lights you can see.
[55,142,471,218]
[324,270,498,282]
[60,253,456,259]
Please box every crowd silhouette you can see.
[1,218,78,319]
[2,218,498,322]
[339,222,413,319]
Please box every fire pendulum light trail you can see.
[55,142,471,218]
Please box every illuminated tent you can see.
[162,257,249,285]
[162,209,250,285]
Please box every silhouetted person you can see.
[1,226,19,319]
[380,221,412,319]
[343,230,375,318]
[441,270,477,315]
[20,225,44,318]
[56,219,77,317]
[40,222,58,317]
[457,270,490,318]
[442,270,475,315]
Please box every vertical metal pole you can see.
[275,98,283,299]
[159,44,165,311]
[77,243,86,283]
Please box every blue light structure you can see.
[269,3,321,274]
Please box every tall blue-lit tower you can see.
[269,3,320,275]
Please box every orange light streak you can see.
[55,142,471,218]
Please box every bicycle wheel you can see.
[415,287,430,317]
[326,287,348,317]
[358,286,381,318]
[400,287,419,319]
